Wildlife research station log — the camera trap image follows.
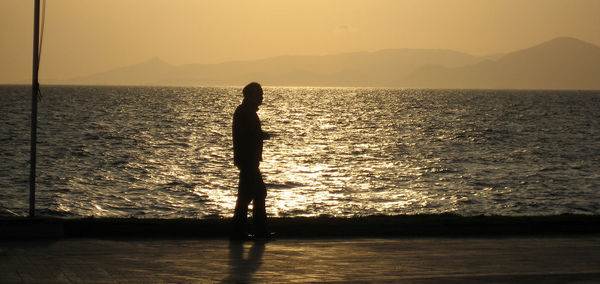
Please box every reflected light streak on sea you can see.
[1,86,599,218]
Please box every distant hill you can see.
[71,57,177,86]
[403,37,600,89]
[67,37,600,89]
[70,48,482,87]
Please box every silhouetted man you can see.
[231,82,271,240]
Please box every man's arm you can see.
[262,131,276,140]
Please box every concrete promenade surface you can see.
[1,236,600,283]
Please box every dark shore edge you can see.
[2,214,600,239]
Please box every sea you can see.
[1,86,599,218]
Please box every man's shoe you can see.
[253,232,275,241]
[229,233,253,242]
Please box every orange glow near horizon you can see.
[1,0,599,84]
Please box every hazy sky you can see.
[1,0,599,83]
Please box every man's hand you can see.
[262,131,276,140]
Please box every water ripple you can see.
[1,86,599,217]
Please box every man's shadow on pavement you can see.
[223,240,266,283]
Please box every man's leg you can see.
[253,194,267,235]
[232,171,252,239]
[232,194,250,237]
[251,170,268,236]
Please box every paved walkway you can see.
[2,236,600,283]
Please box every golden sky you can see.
[1,0,599,83]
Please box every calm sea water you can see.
[1,86,599,218]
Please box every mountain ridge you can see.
[66,37,600,89]
[403,37,600,89]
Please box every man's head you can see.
[242,82,263,106]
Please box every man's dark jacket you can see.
[232,103,263,169]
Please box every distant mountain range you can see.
[66,37,600,89]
